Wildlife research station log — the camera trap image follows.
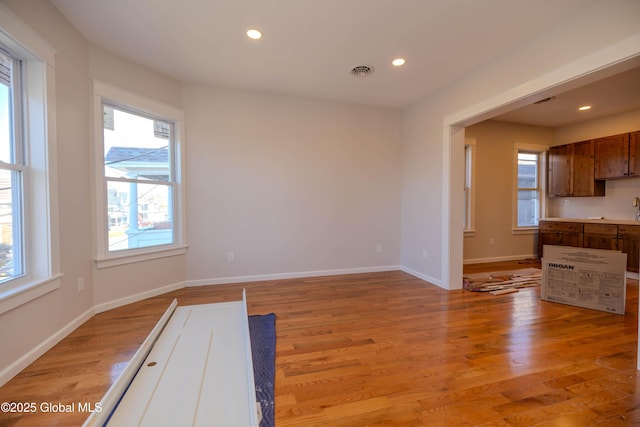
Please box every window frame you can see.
[93,81,187,268]
[512,143,548,234]
[0,6,61,315]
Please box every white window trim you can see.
[0,5,61,315]
[512,142,548,234]
[463,138,476,237]
[92,81,187,269]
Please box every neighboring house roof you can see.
[105,146,170,180]
[105,146,168,165]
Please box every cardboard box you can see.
[541,245,627,315]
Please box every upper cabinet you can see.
[572,140,603,196]
[631,130,640,177]
[548,139,605,197]
[548,144,571,196]
[549,130,640,198]
[594,131,640,179]
[595,133,630,179]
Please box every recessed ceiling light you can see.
[392,58,406,67]
[246,29,262,40]
[578,105,591,111]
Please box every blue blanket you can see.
[249,313,276,427]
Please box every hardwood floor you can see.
[1,261,639,426]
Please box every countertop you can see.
[540,217,640,226]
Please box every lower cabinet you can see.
[583,223,618,250]
[538,221,583,258]
[539,220,640,273]
[619,225,640,273]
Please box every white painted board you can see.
[95,295,258,427]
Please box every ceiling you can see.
[51,0,606,109]
[492,65,640,128]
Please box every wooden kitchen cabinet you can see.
[583,223,618,251]
[538,221,583,258]
[548,140,605,197]
[618,224,640,273]
[573,140,603,196]
[630,131,640,177]
[539,220,640,273]
[548,144,571,196]
[595,133,631,179]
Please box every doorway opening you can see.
[442,48,640,292]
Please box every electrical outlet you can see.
[376,244,383,253]
[227,251,235,263]
[489,238,496,246]
[78,277,85,292]
[422,250,428,260]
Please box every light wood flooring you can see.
[1,260,639,426]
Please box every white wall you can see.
[183,85,402,282]
[401,99,446,284]
[89,45,183,109]
[550,109,640,220]
[401,0,640,288]
[463,121,554,262]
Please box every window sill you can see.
[96,245,188,269]
[0,274,63,315]
[512,227,538,235]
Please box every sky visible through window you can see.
[0,84,9,162]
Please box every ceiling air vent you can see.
[351,65,374,77]
[533,96,555,105]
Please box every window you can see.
[513,144,547,232]
[103,106,175,251]
[0,50,24,283]
[0,8,61,315]
[93,82,186,268]
[463,138,476,235]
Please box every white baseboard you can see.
[185,265,402,287]
[399,266,443,288]
[463,254,537,265]
[0,307,94,388]
[94,281,186,314]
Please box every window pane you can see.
[517,189,539,227]
[0,168,22,281]
[0,72,12,164]
[464,144,472,230]
[517,152,538,188]
[104,106,171,181]
[107,180,173,251]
